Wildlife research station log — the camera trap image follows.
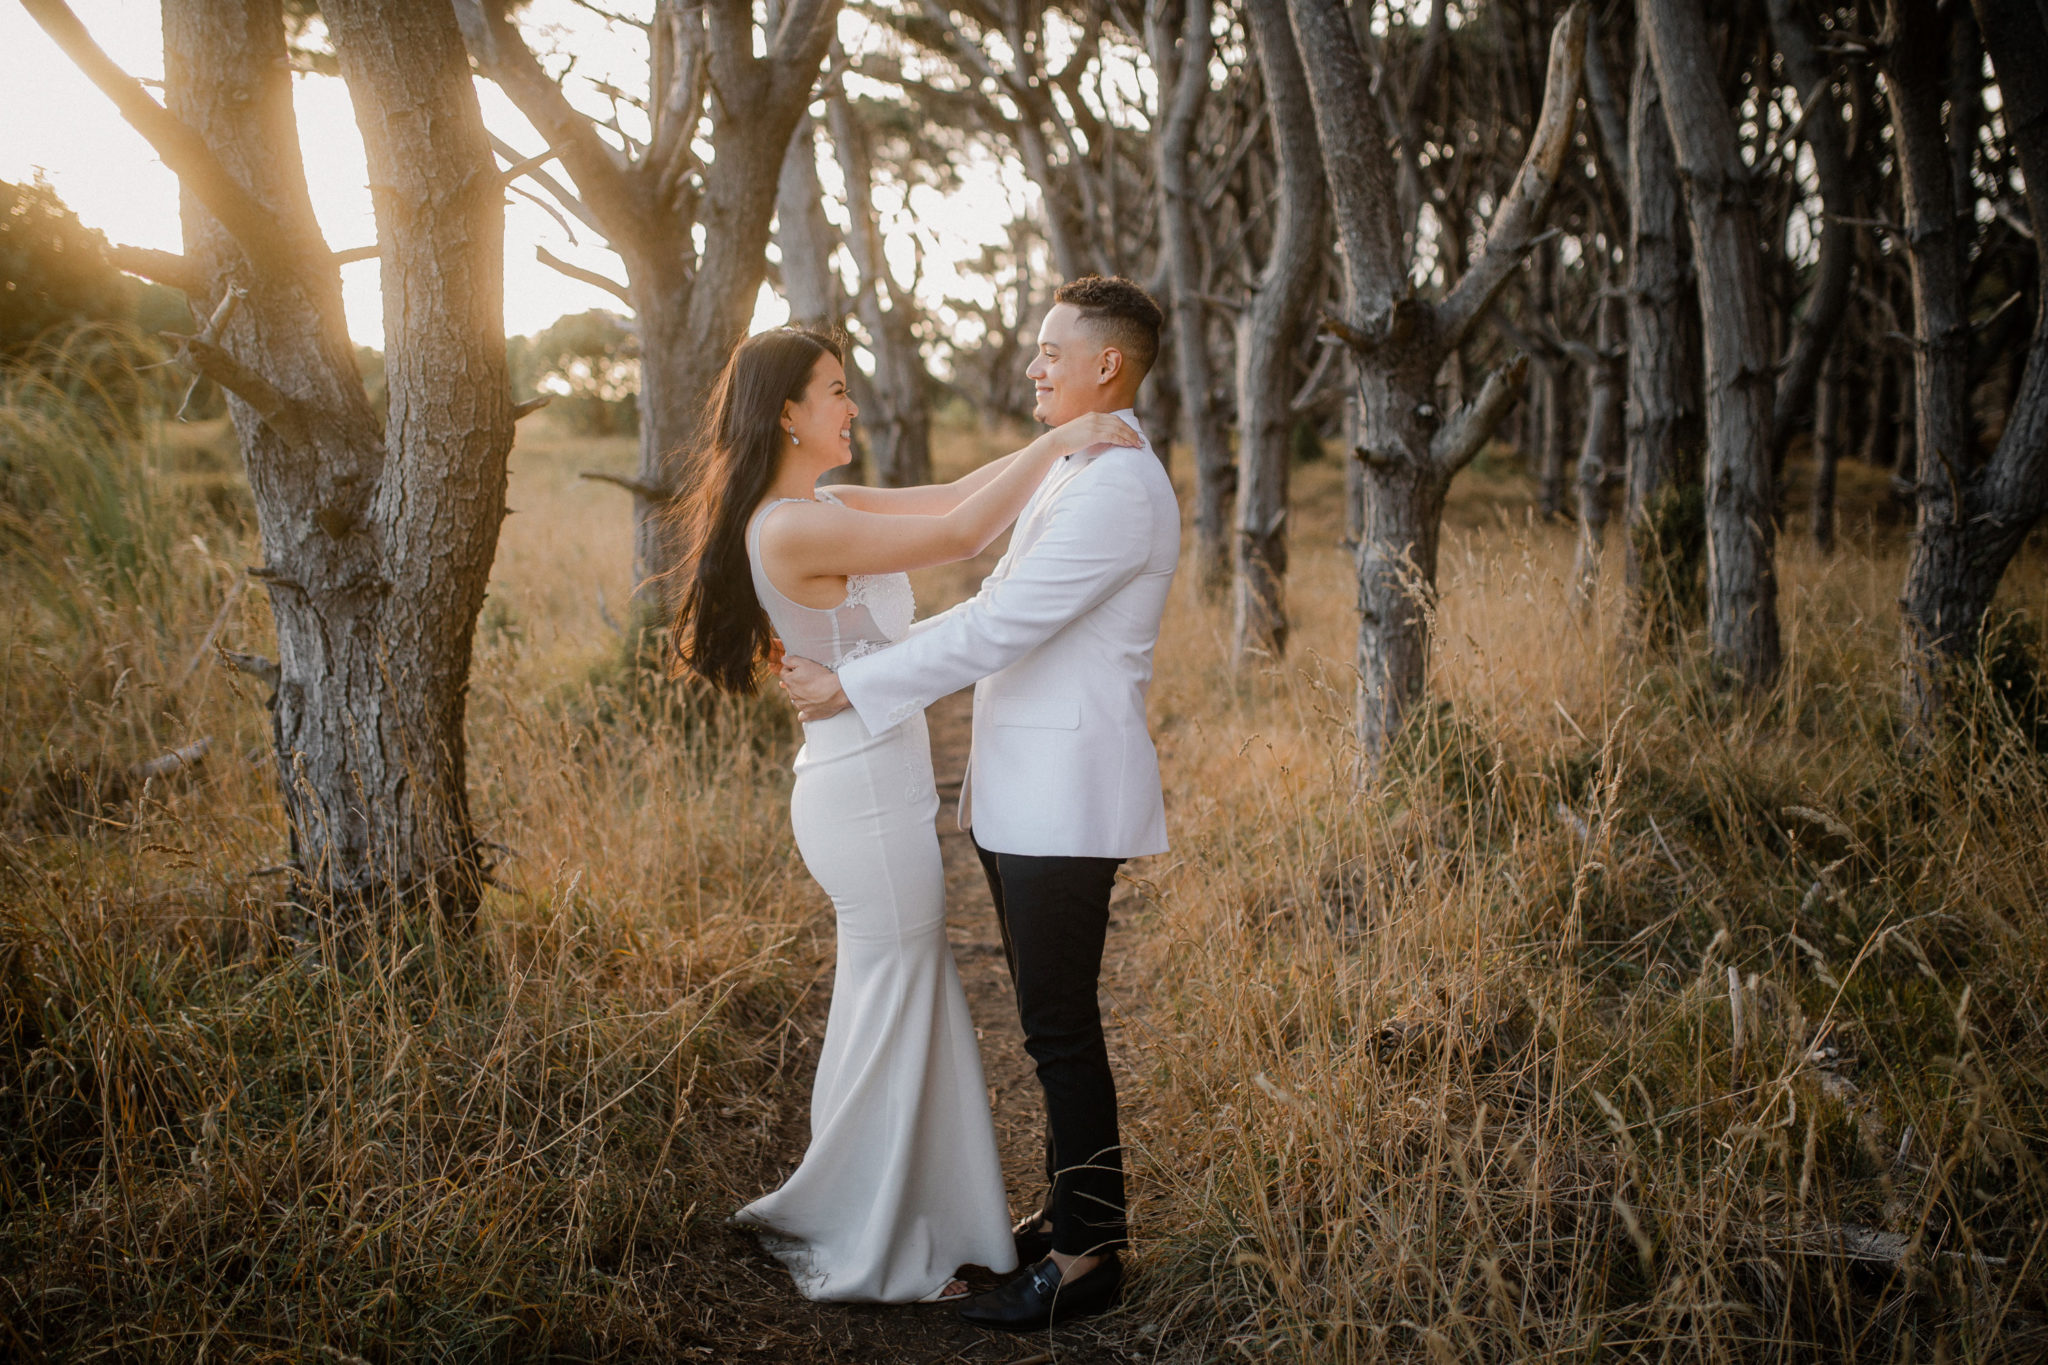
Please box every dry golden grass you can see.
[2,352,2046,1361]
[1124,454,2048,1360]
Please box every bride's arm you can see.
[821,446,1028,516]
[762,413,1140,580]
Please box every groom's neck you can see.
[1073,388,1141,417]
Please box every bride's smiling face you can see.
[782,352,857,467]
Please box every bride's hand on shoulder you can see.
[1042,411,1143,460]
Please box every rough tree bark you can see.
[1286,0,1586,763]
[776,114,843,333]
[1231,0,1328,662]
[1621,30,1689,597]
[774,111,867,486]
[1570,295,1625,607]
[1641,0,1782,688]
[1532,242,1572,519]
[457,0,837,614]
[1810,342,1843,552]
[826,90,932,487]
[1147,0,1233,594]
[26,0,517,924]
[1764,0,1856,466]
[1891,0,2048,728]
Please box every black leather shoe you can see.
[958,1254,1122,1332]
[1011,1211,1054,1264]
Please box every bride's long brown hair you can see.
[670,327,842,694]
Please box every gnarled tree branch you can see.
[108,243,200,293]
[1435,2,1588,353]
[1430,354,1530,474]
[535,245,633,305]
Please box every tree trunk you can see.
[1343,392,1366,550]
[22,0,519,921]
[1147,0,1233,595]
[826,91,931,487]
[1288,0,1583,763]
[1571,295,1624,607]
[776,113,842,331]
[775,111,867,485]
[1623,29,1686,602]
[1137,323,1181,475]
[1765,0,1857,467]
[1642,0,1782,689]
[1810,343,1842,552]
[1893,0,2048,727]
[1533,242,1571,518]
[1355,411,1451,752]
[1861,348,1898,471]
[1232,0,1329,662]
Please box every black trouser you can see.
[974,835,1126,1258]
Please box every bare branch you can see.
[512,395,552,420]
[332,244,379,266]
[1996,198,2037,242]
[173,287,244,421]
[1435,3,1589,354]
[454,0,641,234]
[130,738,211,781]
[915,0,1012,95]
[535,245,633,305]
[162,330,310,446]
[771,0,837,73]
[1287,0,1405,318]
[579,470,674,501]
[1431,354,1531,474]
[1289,338,1342,416]
[221,650,281,690]
[567,0,648,31]
[489,133,604,236]
[1321,297,1427,355]
[1319,312,1374,351]
[497,142,568,187]
[107,243,200,293]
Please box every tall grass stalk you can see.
[1125,460,2048,1361]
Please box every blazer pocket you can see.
[990,696,1082,730]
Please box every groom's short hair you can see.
[1054,275,1163,379]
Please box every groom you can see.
[779,275,1177,1330]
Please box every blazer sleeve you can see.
[837,456,1153,735]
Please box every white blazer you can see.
[837,408,1181,859]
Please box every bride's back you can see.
[747,496,913,671]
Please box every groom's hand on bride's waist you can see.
[779,654,851,723]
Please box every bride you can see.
[669,327,1139,1303]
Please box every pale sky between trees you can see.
[0,0,1044,350]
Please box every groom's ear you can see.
[1096,346,1125,386]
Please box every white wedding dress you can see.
[731,495,1017,1303]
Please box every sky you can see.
[0,0,1034,350]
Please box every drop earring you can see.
[788,428,800,446]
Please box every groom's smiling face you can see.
[1027,302,1120,427]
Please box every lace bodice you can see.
[747,495,915,671]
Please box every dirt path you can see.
[695,555,1147,1363]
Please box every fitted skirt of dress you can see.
[731,706,1017,1302]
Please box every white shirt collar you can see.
[1063,406,1145,461]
